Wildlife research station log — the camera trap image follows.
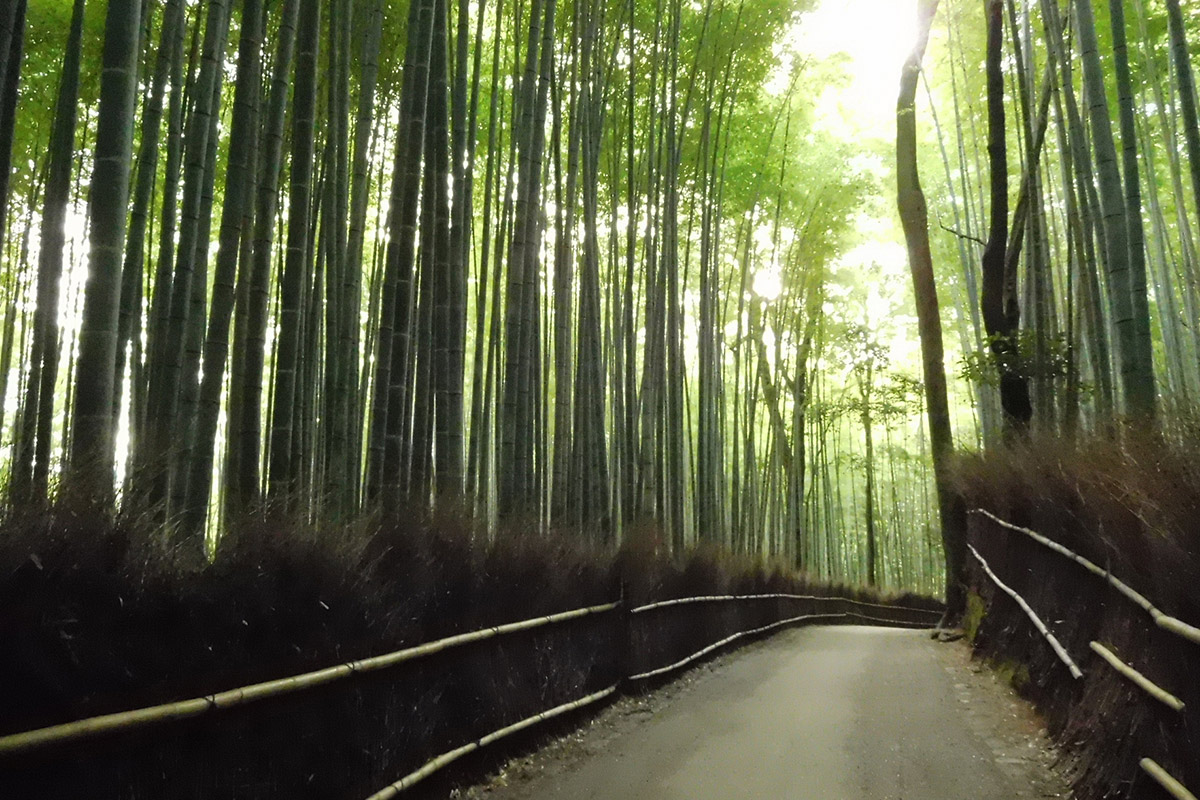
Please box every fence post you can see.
[617,581,633,689]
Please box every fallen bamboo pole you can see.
[971,509,1200,646]
[365,685,620,800]
[1089,642,1185,712]
[1140,758,1198,800]
[0,601,619,757]
[968,544,1084,679]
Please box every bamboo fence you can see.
[364,686,621,799]
[0,602,619,757]
[970,508,1200,645]
[1,587,938,798]
[365,595,938,795]
[1088,642,1185,712]
[1141,759,1199,800]
[971,509,1197,800]
[631,593,941,615]
[967,543,1084,679]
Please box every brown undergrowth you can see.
[954,430,1200,800]
[0,504,937,799]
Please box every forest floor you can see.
[457,626,1071,800]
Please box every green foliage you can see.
[959,331,1071,385]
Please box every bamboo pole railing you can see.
[971,508,1200,646]
[971,510,1200,798]
[1140,759,1198,800]
[1089,642,1185,712]
[2,583,939,800]
[627,612,850,682]
[847,612,938,628]
[0,589,936,761]
[968,543,1084,679]
[364,685,621,800]
[366,602,937,798]
[631,593,941,616]
[0,601,619,757]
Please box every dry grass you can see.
[0,502,937,799]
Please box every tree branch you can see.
[937,220,986,247]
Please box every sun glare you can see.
[789,0,918,135]
[753,269,783,301]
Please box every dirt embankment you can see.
[956,435,1200,799]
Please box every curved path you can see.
[469,626,1067,800]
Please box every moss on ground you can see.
[963,589,986,644]
[991,658,1031,692]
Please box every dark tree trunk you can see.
[897,0,968,620]
[980,0,1032,432]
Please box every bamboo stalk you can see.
[968,544,1084,679]
[1140,758,1198,800]
[0,601,619,757]
[971,508,1200,646]
[1089,641,1185,712]
[365,685,620,799]
[1155,615,1200,645]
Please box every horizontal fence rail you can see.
[1,587,939,798]
[365,685,622,800]
[970,508,1200,645]
[847,612,939,627]
[631,593,941,616]
[627,612,849,682]
[0,601,619,757]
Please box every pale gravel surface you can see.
[457,625,1070,800]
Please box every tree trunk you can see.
[1107,0,1155,420]
[1166,0,1200,241]
[1075,0,1152,418]
[980,0,1032,432]
[231,0,298,512]
[369,0,433,503]
[0,0,26,255]
[897,0,968,618]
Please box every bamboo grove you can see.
[924,0,1200,444]
[0,0,878,569]
[2,0,1200,599]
